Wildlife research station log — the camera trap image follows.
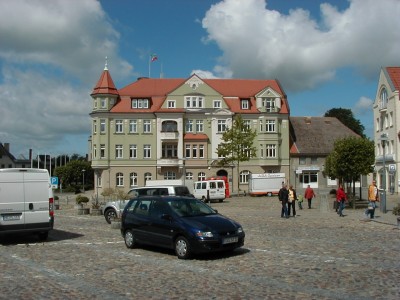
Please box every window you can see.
[240,170,251,184]
[192,145,197,158]
[262,98,275,112]
[143,120,151,133]
[93,120,97,134]
[300,172,318,184]
[376,118,379,132]
[186,172,193,180]
[167,100,176,108]
[217,144,225,158]
[100,144,105,158]
[162,144,177,158]
[162,121,177,132]
[164,171,176,180]
[242,146,251,158]
[116,172,124,187]
[129,145,137,159]
[380,88,388,110]
[198,172,206,181]
[93,145,97,159]
[186,120,193,132]
[100,119,106,133]
[311,157,318,164]
[196,120,204,132]
[144,172,152,185]
[260,144,263,158]
[241,99,249,109]
[115,120,123,133]
[94,99,98,109]
[266,120,275,132]
[129,120,137,133]
[97,175,102,187]
[389,112,393,127]
[101,98,106,108]
[299,157,306,165]
[266,144,276,158]
[243,120,251,132]
[185,144,191,158]
[213,100,221,108]
[199,145,204,158]
[115,145,123,159]
[144,145,151,158]
[259,120,263,132]
[130,172,138,187]
[185,96,204,108]
[132,98,149,109]
[217,120,227,133]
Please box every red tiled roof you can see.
[184,133,209,141]
[91,70,119,96]
[386,67,400,91]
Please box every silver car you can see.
[101,186,193,223]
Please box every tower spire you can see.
[104,56,108,71]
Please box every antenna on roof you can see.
[160,63,164,78]
[104,56,108,71]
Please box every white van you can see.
[193,180,226,202]
[0,168,54,240]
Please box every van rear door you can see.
[23,169,52,228]
[0,169,25,230]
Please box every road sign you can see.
[51,176,59,189]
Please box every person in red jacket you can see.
[304,185,315,209]
[336,184,347,217]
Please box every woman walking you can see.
[336,184,347,217]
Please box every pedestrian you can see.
[278,184,289,219]
[365,180,379,219]
[336,184,347,217]
[297,194,304,210]
[304,184,316,209]
[288,185,297,217]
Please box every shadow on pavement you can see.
[0,229,84,245]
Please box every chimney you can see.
[29,149,32,161]
[4,143,10,152]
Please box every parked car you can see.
[101,185,193,224]
[120,196,245,259]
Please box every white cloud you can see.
[202,0,400,91]
[354,96,374,115]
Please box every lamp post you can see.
[82,169,86,193]
[380,133,388,213]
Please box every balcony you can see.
[160,131,179,140]
[157,157,180,167]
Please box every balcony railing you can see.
[160,131,179,139]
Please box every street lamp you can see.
[380,133,388,213]
[82,169,86,193]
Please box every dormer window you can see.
[185,96,204,108]
[167,100,176,108]
[101,98,107,108]
[241,99,249,109]
[131,98,149,109]
[262,97,276,112]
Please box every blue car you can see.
[120,196,245,259]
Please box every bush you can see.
[392,204,400,216]
[76,195,89,206]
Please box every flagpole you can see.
[148,55,151,78]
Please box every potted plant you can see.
[76,195,90,215]
[90,195,102,216]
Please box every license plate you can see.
[223,236,238,244]
[3,214,21,221]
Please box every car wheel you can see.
[175,236,191,259]
[219,199,223,203]
[105,209,117,224]
[38,231,48,241]
[124,230,136,249]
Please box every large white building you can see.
[373,67,400,193]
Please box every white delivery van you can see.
[0,168,54,240]
[248,173,286,196]
[193,180,226,202]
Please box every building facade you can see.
[289,117,360,191]
[0,143,30,169]
[373,67,400,194]
[89,66,291,195]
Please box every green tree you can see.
[324,136,374,202]
[54,160,93,191]
[324,108,366,138]
[216,114,257,193]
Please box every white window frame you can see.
[115,120,123,133]
[129,144,137,159]
[213,100,221,108]
[115,144,123,159]
[185,96,204,108]
[129,120,137,133]
[132,98,149,109]
[100,144,106,158]
[167,100,176,108]
[240,170,251,184]
[144,145,151,159]
[217,120,227,133]
[241,99,249,109]
[164,171,176,180]
[100,119,106,133]
[266,144,276,158]
[130,172,138,187]
[196,120,204,132]
[93,120,97,134]
[186,120,193,132]
[116,172,124,187]
[266,120,276,132]
[143,120,151,133]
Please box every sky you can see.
[0,0,399,158]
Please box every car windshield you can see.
[167,198,216,217]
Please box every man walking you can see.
[366,180,379,219]
[304,184,315,209]
[278,184,289,218]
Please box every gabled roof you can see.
[385,67,400,91]
[0,143,16,161]
[289,117,360,155]
[91,69,119,96]
[111,76,288,114]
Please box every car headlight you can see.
[237,227,243,234]
[195,231,214,238]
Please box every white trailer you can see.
[248,173,286,196]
